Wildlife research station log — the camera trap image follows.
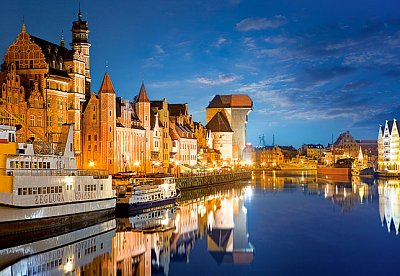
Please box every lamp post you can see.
[134,161,140,175]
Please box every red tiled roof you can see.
[98,72,116,94]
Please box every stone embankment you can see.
[176,171,251,190]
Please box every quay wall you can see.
[176,171,251,190]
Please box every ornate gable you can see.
[2,24,48,71]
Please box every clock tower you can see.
[71,8,91,100]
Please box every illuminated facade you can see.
[169,104,198,167]
[82,73,146,174]
[206,94,253,161]
[0,12,90,165]
[378,119,400,172]
[256,146,285,168]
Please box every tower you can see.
[135,83,151,173]
[71,7,91,100]
[99,73,116,174]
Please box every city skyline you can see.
[1,0,400,147]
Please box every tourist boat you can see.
[0,124,116,235]
[116,176,180,211]
[0,219,115,274]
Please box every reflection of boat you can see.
[117,204,176,231]
[0,219,116,274]
[116,176,180,211]
[0,124,115,235]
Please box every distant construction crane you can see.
[258,134,266,148]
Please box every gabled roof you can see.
[136,83,150,103]
[169,103,187,117]
[388,120,394,134]
[207,94,253,108]
[206,111,233,132]
[150,100,164,109]
[30,35,73,63]
[98,72,116,94]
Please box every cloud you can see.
[143,57,163,68]
[155,45,165,55]
[236,16,287,32]
[195,74,238,85]
[264,35,297,44]
[215,36,228,47]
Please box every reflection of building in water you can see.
[254,171,318,192]
[378,180,400,235]
[113,205,177,275]
[108,230,150,275]
[0,220,115,275]
[149,229,173,275]
[170,203,199,264]
[207,192,254,264]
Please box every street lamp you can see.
[134,161,140,175]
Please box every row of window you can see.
[87,134,98,141]
[18,185,62,195]
[87,145,98,151]
[10,161,51,169]
[84,184,98,192]
[27,259,62,275]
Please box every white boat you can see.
[116,176,180,211]
[0,124,116,235]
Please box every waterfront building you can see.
[301,144,324,159]
[206,94,253,161]
[151,99,172,173]
[168,104,198,168]
[135,83,151,173]
[332,131,360,159]
[377,119,400,171]
[0,12,90,166]
[82,73,146,174]
[206,111,233,161]
[255,146,285,168]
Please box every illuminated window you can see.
[30,115,35,126]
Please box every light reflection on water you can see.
[3,173,400,275]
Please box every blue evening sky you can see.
[1,0,400,147]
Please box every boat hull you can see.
[116,195,179,214]
[0,198,115,236]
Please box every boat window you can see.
[28,188,32,195]
[38,187,42,194]
[10,161,14,168]
[32,187,37,194]
[18,188,22,195]
[100,184,103,190]
[15,161,19,168]
[22,188,27,195]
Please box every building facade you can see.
[206,94,252,162]
[378,119,400,172]
[0,12,91,166]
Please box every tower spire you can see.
[60,30,65,47]
[22,16,26,33]
[78,1,83,20]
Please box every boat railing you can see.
[1,168,110,178]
